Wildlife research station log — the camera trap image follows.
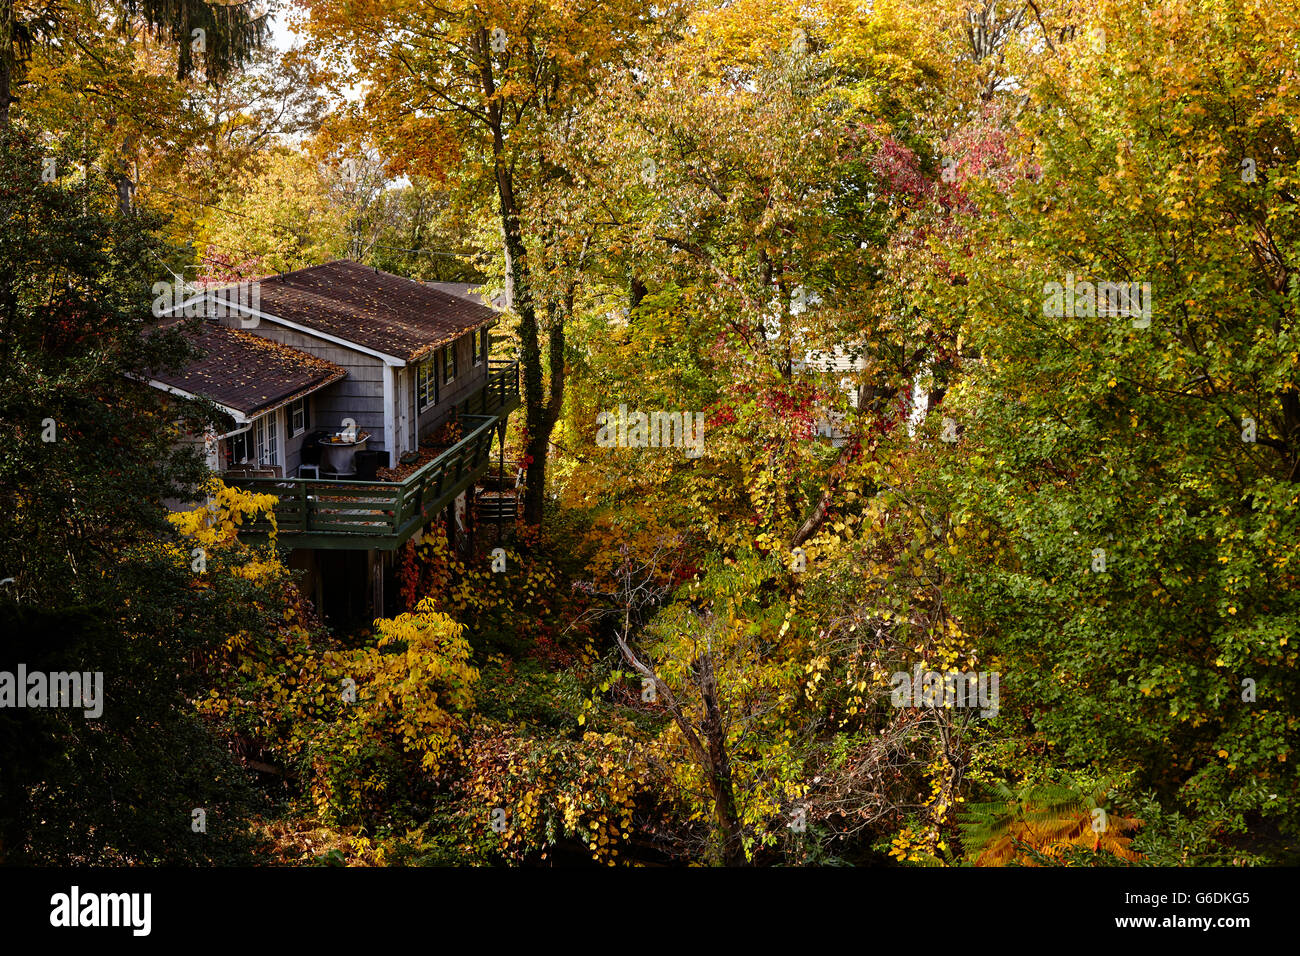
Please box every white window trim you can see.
[228,430,253,466]
[417,359,437,412]
[254,411,281,466]
[289,398,307,437]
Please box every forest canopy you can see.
[0,0,1296,870]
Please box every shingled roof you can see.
[424,280,507,311]
[210,260,497,364]
[148,320,347,421]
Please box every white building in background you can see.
[799,343,868,445]
[774,286,869,446]
[785,287,939,445]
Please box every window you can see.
[417,360,437,411]
[473,328,485,366]
[254,413,278,465]
[289,398,308,437]
[443,343,457,385]
[227,430,253,466]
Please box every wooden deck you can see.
[225,360,519,550]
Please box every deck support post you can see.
[496,420,506,542]
[466,487,475,553]
[369,549,384,620]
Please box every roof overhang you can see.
[161,293,408,366]
[135,375,249,424]
[406,315,498,366]
[135,363,347,424]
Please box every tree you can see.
[179,43,328,204]
[297,0,685,524]
[364,177,487,283]
[925,0,1300,855]
[196,146,347,274]
[579,543,751,864]
[0,127,274,863]
[541,0,972,865]
[1,0,268,126]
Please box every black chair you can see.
[299,430,329,478]
[354,450,385,481]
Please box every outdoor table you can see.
[320,434,369,476]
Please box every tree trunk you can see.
[508,225,549,526]
[617,627,749,866]
[521,299,567,524]
[474,27,550,529]
[1,1,14,129]
[473,28,571,530]
[696,653,747,865]
[483,99,555,526]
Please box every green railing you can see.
[459,359,519,418]
[226,360,518,551]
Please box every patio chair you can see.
[299,431,328,478]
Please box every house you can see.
[147,260,520,623]
[799,343,867,445]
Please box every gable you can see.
[206,260,497,364]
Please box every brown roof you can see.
[212,260,497,363]
[424,281,507,311]
[149,320,347,420]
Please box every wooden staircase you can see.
[475,463,523,529]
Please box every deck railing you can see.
[225,360,519,550]
[464,359,519,417]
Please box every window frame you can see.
[443,343,457,385]
[416,359,437,411]
[289,397,308,437]
[254,413,279,466]
[228,430,253,467]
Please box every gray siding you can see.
[415,331,489,443]
[281,397,319,476]
[212,314,389,459]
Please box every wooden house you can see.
[147,261,520,623]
